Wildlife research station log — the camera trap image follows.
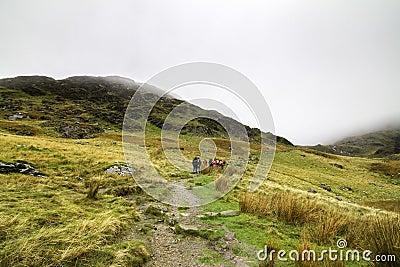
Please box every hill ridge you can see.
[0,75,290,145]
[307,128,400,159]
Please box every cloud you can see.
[0,0,399,145]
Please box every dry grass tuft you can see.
[0,212,149,266]
[362,215,400,263]
[240,191,324,225]
[364,199,400,213]
[86,176,102,199]
[297,239,318,267]
[258,241,280,267]
[240,190,400,261]
[0,134,148,266]
[308,211,350,245]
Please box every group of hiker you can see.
[192,157,227,174]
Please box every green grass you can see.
[262,146,400,204]
[2,76,399,266]
[202,193,399,266]
[198,248,229,265]
[185,174,215,187]
[0,122,399,266]
[0,134,149,266]
[202,196,239,213]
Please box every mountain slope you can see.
[0,76,399,266]
[0,75,290,144]
[307,129,400,159]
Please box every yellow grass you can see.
[240,190,400,263]
[0,134,149,266]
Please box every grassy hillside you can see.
[0,76,399,266]
[0,128,399,266]
[0,75,289,144]
[0,133,150,266]
[308,129,400,159]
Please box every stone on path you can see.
[219,210,240,217]
[174,224,200,236]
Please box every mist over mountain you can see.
[307,128,400,159]
[3,75,400,160]
[0,75,288,144]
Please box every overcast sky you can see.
[1,0,399,145]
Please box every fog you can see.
[1,0,399,145]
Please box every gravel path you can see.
[167,179,202,207]
[142,178,253,267]
[144,222,211,267]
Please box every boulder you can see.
[8,112,24,121]
[320,184,332,192]
[104,164,134,176]
[331,163,344,169]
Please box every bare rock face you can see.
[0,161,46,177]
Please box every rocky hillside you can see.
[307,129,400,159]
[0,75,290,143]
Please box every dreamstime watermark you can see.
[122,62,276,207]
[257,239,397,263]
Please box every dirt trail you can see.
[142,179,253,267]
[167,180,202,207]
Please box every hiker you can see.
[218,160,224,167]
[192,157,198,173]
[192,157,201,174]
[196,157,201,173]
